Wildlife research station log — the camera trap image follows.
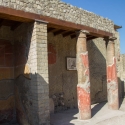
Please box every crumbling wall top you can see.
[0,0,114,33]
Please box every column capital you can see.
[109,37,117,41]
[35,19,48,24]
[104,37,117,41]
[80,30,89,34]
[76,30,89,38]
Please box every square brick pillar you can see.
[29,20,50,125]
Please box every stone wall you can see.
[114,31,123,98]
[48,33,109,111]
[48,31,123,108]
[120,54,125,97]
[14,23,32,125]
[48,33,78,111]
[121,54,125,80]
[0,26,13,41]
[0,21,49,125]
[14,21,49,125]
[88,38,107,104]
[0,0,114,33]
[0,27,15,124]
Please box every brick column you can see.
[106,37,119,110]
[76,30,91,120]
[30,20,50,125]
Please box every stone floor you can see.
[51,98,125,125]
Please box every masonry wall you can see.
[48,33,78,111]
[120,54,125,97]
[14,22,49,125]
[0,26,16,124]
[0,21,49,125]
[88,32,122,104]
[48,33,109,111]
[88,38,107,103]
[121,54,125,80]
[114,31,123,98]
[14,23,32,125]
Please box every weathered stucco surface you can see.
[14,22,49,125]
[0,24,122,125]
[0,27,15,124]
[0,0,122,124]
[88,38,107,104]
[0,0,114,33]
[121,55,125,81]
[48,32,111,111]
[0,22,49,125]
[120,54,125,97]
[14,23,33,125]
[48,33,78,111]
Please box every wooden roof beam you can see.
[114,24,122,30]
[0,6,113,38]
[54,29,66,36]
[63,31,75,37]
[87,36,97,41]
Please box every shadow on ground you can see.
[92,102,107,117]
[50,109,78,125]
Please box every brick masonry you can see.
[0,21,49,125]
[14,21,49,125]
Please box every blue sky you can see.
[62,0,125,54]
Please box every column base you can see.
[79,110,91,120]
[108,102,119,110]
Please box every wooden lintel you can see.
[0,6,113,37]
[54,29,66,36]
[63,31,75,37]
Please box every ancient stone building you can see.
[0,0,122,125]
